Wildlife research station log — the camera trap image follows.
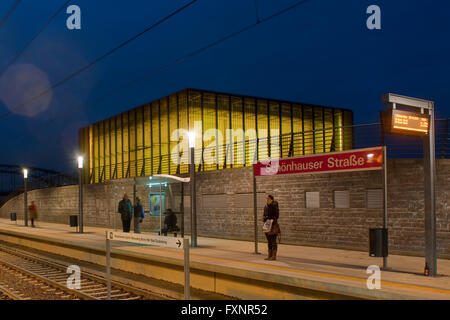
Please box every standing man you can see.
[118,193,133,232]
[133,197,145,234]
[263,195,280,261]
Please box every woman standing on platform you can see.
[263,195,280,261]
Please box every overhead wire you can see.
[0,0,198,119]
[9,0,312,151]
[0,0,22,31]
[0,0,72,78]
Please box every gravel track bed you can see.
[0,264,80,300]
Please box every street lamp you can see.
[188,131,197,247]
[23,169,28,227]
[78,156,84,233]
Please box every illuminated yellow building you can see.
[78,89,353,184]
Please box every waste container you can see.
[369,228,388,257]
[70,215,78,227]
[10,213,16,221]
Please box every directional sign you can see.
[106,231,184,249]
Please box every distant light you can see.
[188,131,196,148]
[367,153,374,159]
[23,169,28,179]
[77,156,84,169]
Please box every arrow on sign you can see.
[176,240,182,248]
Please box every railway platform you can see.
[0,218,449,300]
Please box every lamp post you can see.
[23,169,28,227]
[78,156,84,234]
[188,131,197,247]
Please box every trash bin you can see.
[10,213,16,221]
[369,228,388,257]
[70,215,78,227]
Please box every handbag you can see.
[262,219,273,233]
[268,222,280,236]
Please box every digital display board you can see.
[381,109,430,136]
[391,109,430,134]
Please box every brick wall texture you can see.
[1,159,449,258]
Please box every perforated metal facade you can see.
[78,89,353,183]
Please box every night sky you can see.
[0,0,449,173]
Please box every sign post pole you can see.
[424,104,437,276]
[106,231,187,298]
[382,94,436,276]
[252,165,259,254]
[383,146,388,269]
[184,238,190,300]
[106,232,111,300]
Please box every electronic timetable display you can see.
[391,109,430,134]
[381,109,430,136]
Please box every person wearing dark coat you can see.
[133,197,144,234]
[28,201,38,228]
[161,209,179,236]
[263,195,280,261]
[118,193,133,232]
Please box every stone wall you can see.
[1,159,449,258]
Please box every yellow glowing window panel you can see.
[136,107,144,176]
[333,110,343,152]
[151,102,160,175]
[281,103,291,159]
[93,124,99,182]
[269,101,280,159]
[116,116,123,179]
[88,125,94,182]
[110,118,116,178]
[203,92,217,171]
[178,92,189,174]
[189,91,202,172]
[104,120,110,180]
[343,110,353,150]
[303,106,313,155]
[257,99,268,162]
[324,108,333,153]
[122,113,129,177]
[231,96,244,167]
[143,104,152,176]
[168,95,179,175]
[217,94,229,169]
[314,107,324,154]
[292,104,303,156]
[99,121,105,181]
[244,98,256,166]
[129,110,137,177]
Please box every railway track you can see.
[0,244,170,300]
[0,283,23,300]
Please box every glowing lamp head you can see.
[23,169,28,179]
[188,131,196,148]
[77,156,84,169]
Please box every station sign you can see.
[254,147,383,176]
[381,108,430,136]
[106,231,184,249]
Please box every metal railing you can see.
[88,119,450,183]
[0,172,78,207]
